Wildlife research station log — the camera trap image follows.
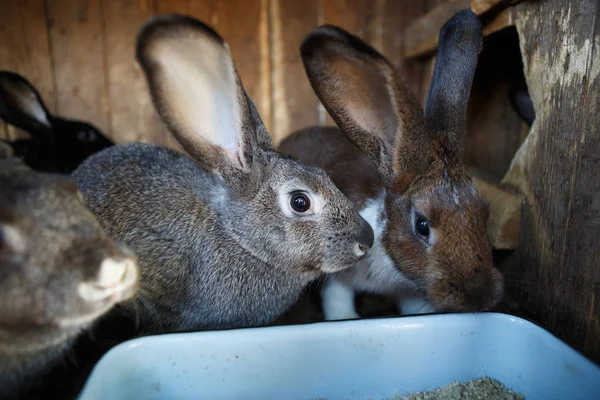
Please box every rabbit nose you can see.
[354,218,374,257]
[97,258,128,287]
[78,257,139,303]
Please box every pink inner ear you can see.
[327,56,398,140]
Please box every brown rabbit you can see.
[0,143,139,399]
[279,9,504,320]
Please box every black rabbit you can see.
[0,71,113,173]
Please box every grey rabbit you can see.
[279,10,504,320]
[72,14,374,335]
[0,71,113,174]
[0,141,139,399]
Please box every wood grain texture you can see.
[472,173,522,250]
[47,0,110,134]
[0,0,55,139]
[404,0,521,58]
[320,0,382,127]
[466,27,526,179]
[381,0,428,101]
[404,0,469,59]
[103,0,164,145]
[470,0,513,15]
[211,0,272,133]
[270,0,321,143]
[502,0,600,363]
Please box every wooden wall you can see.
[501,0,600,363]
[0,0,436,148]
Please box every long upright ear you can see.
[136,14,273,173]
[0,71,53,139]
[301,25,428,186]
[424,9,482,161]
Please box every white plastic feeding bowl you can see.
[78,313,600,400]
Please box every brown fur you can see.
[279,10,504,315]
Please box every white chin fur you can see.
[321,190,432,320]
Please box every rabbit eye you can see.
[415,216,430,238]
[290,192,311,213]
[77,131,97,142]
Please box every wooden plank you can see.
[47,0,110,134]
[471,173,522,250]
[0,0,55,140]
[270,0,321,144]
[470,0,513,15]
[380,0,428,103]
[323,0,379,44]
[103,0,166,146]
[502,0,600,363]
[210,0,272,133]
[405,0,469,59]
[403,0,521,59]
[321,0,381,127]
[155,0,190,14]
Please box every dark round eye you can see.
[77,130,97,142]
[290,193,311,213]
[415,216,430,238]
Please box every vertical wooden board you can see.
[502,0,600,363]
[270,0,321,143]
[323,0,378,43]
[0,0,55,139]
[380,0,428,102]
[155,0,190,14]
[211,0,272,133]
[47,0,110,134]
[321,0,381,127]
[103,0,166,145]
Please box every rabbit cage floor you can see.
[401,377,525,400]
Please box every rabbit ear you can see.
[301,25,428,186]
[508,85,535,126]
[0,71,53,138]
[424,9,482,161]
[136,14,272,173]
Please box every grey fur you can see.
[0,154,138,399]
[72,14,373,335]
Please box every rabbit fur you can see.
[0,145,139,399]
[279,9,505,320]
[72,14,374,335]
[0,71,113,174]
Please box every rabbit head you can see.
[134,15,374,275]
[0,71,113,173]
[300,10,504,312]
[0,159,139,357]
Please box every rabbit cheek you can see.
[384,225,429,286]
